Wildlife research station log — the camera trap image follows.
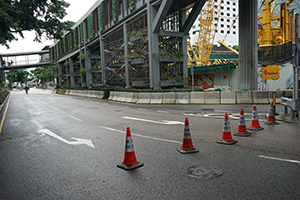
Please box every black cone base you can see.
[177,148,199,154]
[117,162,144,171]
[217,140,237,145]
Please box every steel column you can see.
[100,34,106,86]
[69,57,75,87]
[147,0,160,89]
[123,23,130,88]
[83,21,92,88]
[238,1,258,90]
[58,63,62,86]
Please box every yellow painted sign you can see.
[262,65,279,80]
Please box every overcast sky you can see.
[0,0,97,65]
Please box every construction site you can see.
[43,0,297,92]
[0,0,299,117]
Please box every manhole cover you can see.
[187,165,223,180]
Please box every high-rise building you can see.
[189,0,239,47]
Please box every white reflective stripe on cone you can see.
[125,137,134,152]
[184,127,191,139]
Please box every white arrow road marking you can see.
[39,129,95,148]
[122,116,184,125]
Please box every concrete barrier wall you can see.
[150,93,163,104]
[109,91,114,100]
[131,92,139,103]
[221,91,236,104]
[120,92,128,102]
[96,91,104,99]
[91,91,98,98]
[190,91,205,104]
[236,91,253,104]
[176,92,190,104]
[123,92,133,102]
[205,91,220,104]
[253,91,269,104]
[63,89,298,105]
[283,90,293,98]
[162,92,176,104]
[68,90,104,99]
[137,93,151,104]
[112,91,121,101]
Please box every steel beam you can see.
[0,50,49,57]
[181,0,207,35]
[1,62,52,70]
[152,0,173,33]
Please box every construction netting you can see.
[258,41,292,65]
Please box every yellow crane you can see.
[187,0,221,66]
[257,0,294,46]
[218,0,294,54]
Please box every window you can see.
[221,30,224,33]
[227,19,230,22]
[233,31,236,35]
[233,2,236,6]
[227,1,230,4]
[233,8,236,11]
[221,24,224,27]
[221,18,224,21]
[227,7,230,10]
[227,31,230,34]
[227,13,230,16]
[221,12,224,15]
[227,25,230,28]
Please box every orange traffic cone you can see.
[248,105,264,131]
[234,108,252,137]
[117,127,144,170]
[177,118,199,154]
[217,112,237,145]
[264,103,279,125]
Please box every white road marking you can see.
[39,129,94,148]
[158,110,169,114]
[50,106,59,111]
[259,155,300,164]
[99,125,181,144]
[66,114,82,122]
[122,116,184,125]
[41,101,48,105]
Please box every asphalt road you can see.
[0,88,299,199]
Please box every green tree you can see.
[31,67,55,83]
[6,70,30,86]
[0,0,72,48]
